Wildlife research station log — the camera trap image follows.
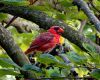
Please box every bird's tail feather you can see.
[24,48,33,54]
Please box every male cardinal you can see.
[25,26,64,54]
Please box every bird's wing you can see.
[29,32,54,50]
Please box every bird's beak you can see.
[58,28,64,34]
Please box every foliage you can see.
[0,0,29,6]
[91,69,100,79]
[0,13,7,21]
[0,0,100,79]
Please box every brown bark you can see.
[3,14,39,33]
[0,24,37,78]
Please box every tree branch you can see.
[0,24,37,78]
[0,4,100,54]
[3,14,39,33]
[73,0,100,32]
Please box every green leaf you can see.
[93,0,100,7]
[82,43,96,53]
[51,72,61,78]
[37,54,71,69]
[60,0,73,8]
[0,53,10,58]
[0,13,7,21]
[0,58,20,68]
[22,64,42,73]
[61,68,70,77]
[82,43,100,66]
[56,13,66,20]
[0,0,29,6]
[64,7,87,20]
[91,69,100,79]
[1,0,26,1]
[22,64,43,77]
[46,67,61,78]
[72,11,87,20]
[75,68,89,77]
[67,51,87,64]
[0,68,20,77]
[70,42,86,56]
[37,54,59,65]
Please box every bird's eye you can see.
[54,27,59,31]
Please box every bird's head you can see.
[48,26,64,35]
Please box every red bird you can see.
[25,26,64,54]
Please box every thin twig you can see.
[78,20,87,33]
[28,0,38,5]
[5,16,18,28]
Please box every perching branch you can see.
[73,0,100,32]
[0,4,100,54]
[3,14,39,33]
[0,24,37,78]
[0,24,30,66]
